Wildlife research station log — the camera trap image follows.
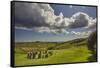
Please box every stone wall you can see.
[27,50,53,59]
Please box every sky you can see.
[14,2,97,42]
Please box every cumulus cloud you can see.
[69,12,89,28]
[15,2,70,32]
[15,2,53,28]
[68,12,97,29]
[15,2,96,35]
[85,18,97,29]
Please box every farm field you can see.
[14,38,94,66]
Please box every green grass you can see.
[14,31,97,66]
[15,45,92,66]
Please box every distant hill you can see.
[15,37,88,50]
[66,38,87,43]
[52,38,88,50]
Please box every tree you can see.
[87,31,97,61]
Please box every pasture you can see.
[14,38,94,66]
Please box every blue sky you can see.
[15,2,97,42]
[50,4,96,18]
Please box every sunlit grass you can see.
[15,45,92,66]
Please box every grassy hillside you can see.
[14,37,96,66]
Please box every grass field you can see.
[14,38,96,66]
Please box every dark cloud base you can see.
[14,2,97,35]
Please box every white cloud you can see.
[15,26,33,31]
[69,12,90,28]
[71,31,92,36]
[33,27,51,33]
[85,18,96,29]
[15,3,96,35]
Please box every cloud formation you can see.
[15,2,97,35]
[71,31,92,36]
